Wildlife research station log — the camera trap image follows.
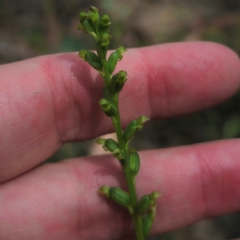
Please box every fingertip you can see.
[124,42,240,118]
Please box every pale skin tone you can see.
[0,42,240,240]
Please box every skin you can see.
[0,41,240,240]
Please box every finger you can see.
[0,42,240,182]
[0,139,240,239]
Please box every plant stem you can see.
[98,37,145,240]
[111,91,145,240]
[125,164,145,240]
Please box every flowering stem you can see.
[99,42,145,239]
[77,6,160,240]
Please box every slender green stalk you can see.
[99,39,145,238]
[77,6,160,240]
[125,163,144,240]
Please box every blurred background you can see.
[1,0,240,239]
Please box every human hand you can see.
[0,42,240,240]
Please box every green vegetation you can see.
[77,6,160,240]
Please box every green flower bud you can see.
[99,26,110,39]
[81,19,94,33]
[96,137,120,153]
[111,70,127,93]
[109,187,130,207]
[135,195,151,215]
[107,51,119,74]
[99,185,110,197]
[116,46,127,60]
[84,52,102,71]
[101,33,111,47]
[129,149,140,176]
[104,138,119,152]
[78,14,97,39]
[142,215,152,238]
[99,98,116,117]
[107,47,127,74]
[122,116,149,141]
[113,148,124,160]
[122,120,139,142]
[100,14,111,27]
[88,6,99,27]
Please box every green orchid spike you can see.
[77,6,160,240]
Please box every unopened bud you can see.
[85,52,102,71]
[113,148,124,160]
[100,14,111,27]
[101,33,111,47]
[111,70,127,93]
[88,6,99,27]
[78,12,97,39]
[104,139,119,152]
[109,187,130,207]
[122,120,139,142]
[129,149,140,176]
[99,98,116,117]
[107,51,119,74]
[135,195,151,215]
[142,215,152,238]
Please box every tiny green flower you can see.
[100,14,111,27]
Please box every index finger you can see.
[0,41,240,182]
